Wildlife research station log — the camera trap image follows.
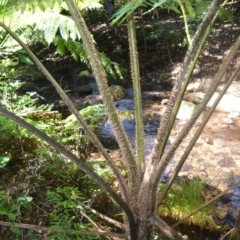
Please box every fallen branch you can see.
[80,202,125,229]
[0,221,125,238]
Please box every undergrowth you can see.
[158,177,219,231]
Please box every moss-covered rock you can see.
[109,85,126,100]
[76,70,92,85]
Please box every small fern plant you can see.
[158,177,219,231]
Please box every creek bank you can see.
[13,64,240,233]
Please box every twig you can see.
[229,210,240,240]
[0,220,124,238]
[80,202,125,229]
[219,228,235,240]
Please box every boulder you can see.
[176,100,196,121]
[193,92,240,113]
[74,84,92,95]
[109,85,126,100]
[162,99,196,121]
[75,70,92,85]
[16,82,39,94]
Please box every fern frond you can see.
[64,39,79,61]
[0,0,61,14]
[67,17,80,41]
[143,0,180,16]
[54,36,66,55]
[46,14,61,44]
[113,62,124,79]
[77,0,103,11]
[59,16,71,41]
[111,0,148,25]
[63,39,88,64]
[218,8,234,23]
[33,12,80,45]
[73,41,88,64]
[195,0,212,16]
[181,0,195,18]
[99,52,116,78]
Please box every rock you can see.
[16,82,39,94]
[221,118,233,124]
[109,85,126,100]
[176,100,196,121]
[97,119,160,153]
[187,81,202,92]
[75,70,92,85]
[193,92,240,113]
[160,99,196,123]
[107,75,122,85]
[74,84,92,95]
[192,64,201,77]
[227,111,240,119]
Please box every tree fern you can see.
[1,0,126,79]
[0,0,61,14]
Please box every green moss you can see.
[65,104,106,127]
[65,104,134,127]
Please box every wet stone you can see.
[217,157,237,168]
[230,147,240,155]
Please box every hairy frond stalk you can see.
[127,14,145,173]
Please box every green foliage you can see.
[112,0,180,25]
[0,115,18,143]
[33,11,80,44]
[65,104,107,127]
[0,0,61,13]
[58,38,88,63]
[17,52,34,65]
[0,188,33,238]
[147,22,185,42]
[144,0,180,16]
[218,7,234,23]
[111,0,148,25]
[0,0,124,79]
[46,186,99,240]
[0,66,50,112]
[158,177,219,230]
[65,104,134,130]
[0,154,11,167]
[99,52,126,80]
